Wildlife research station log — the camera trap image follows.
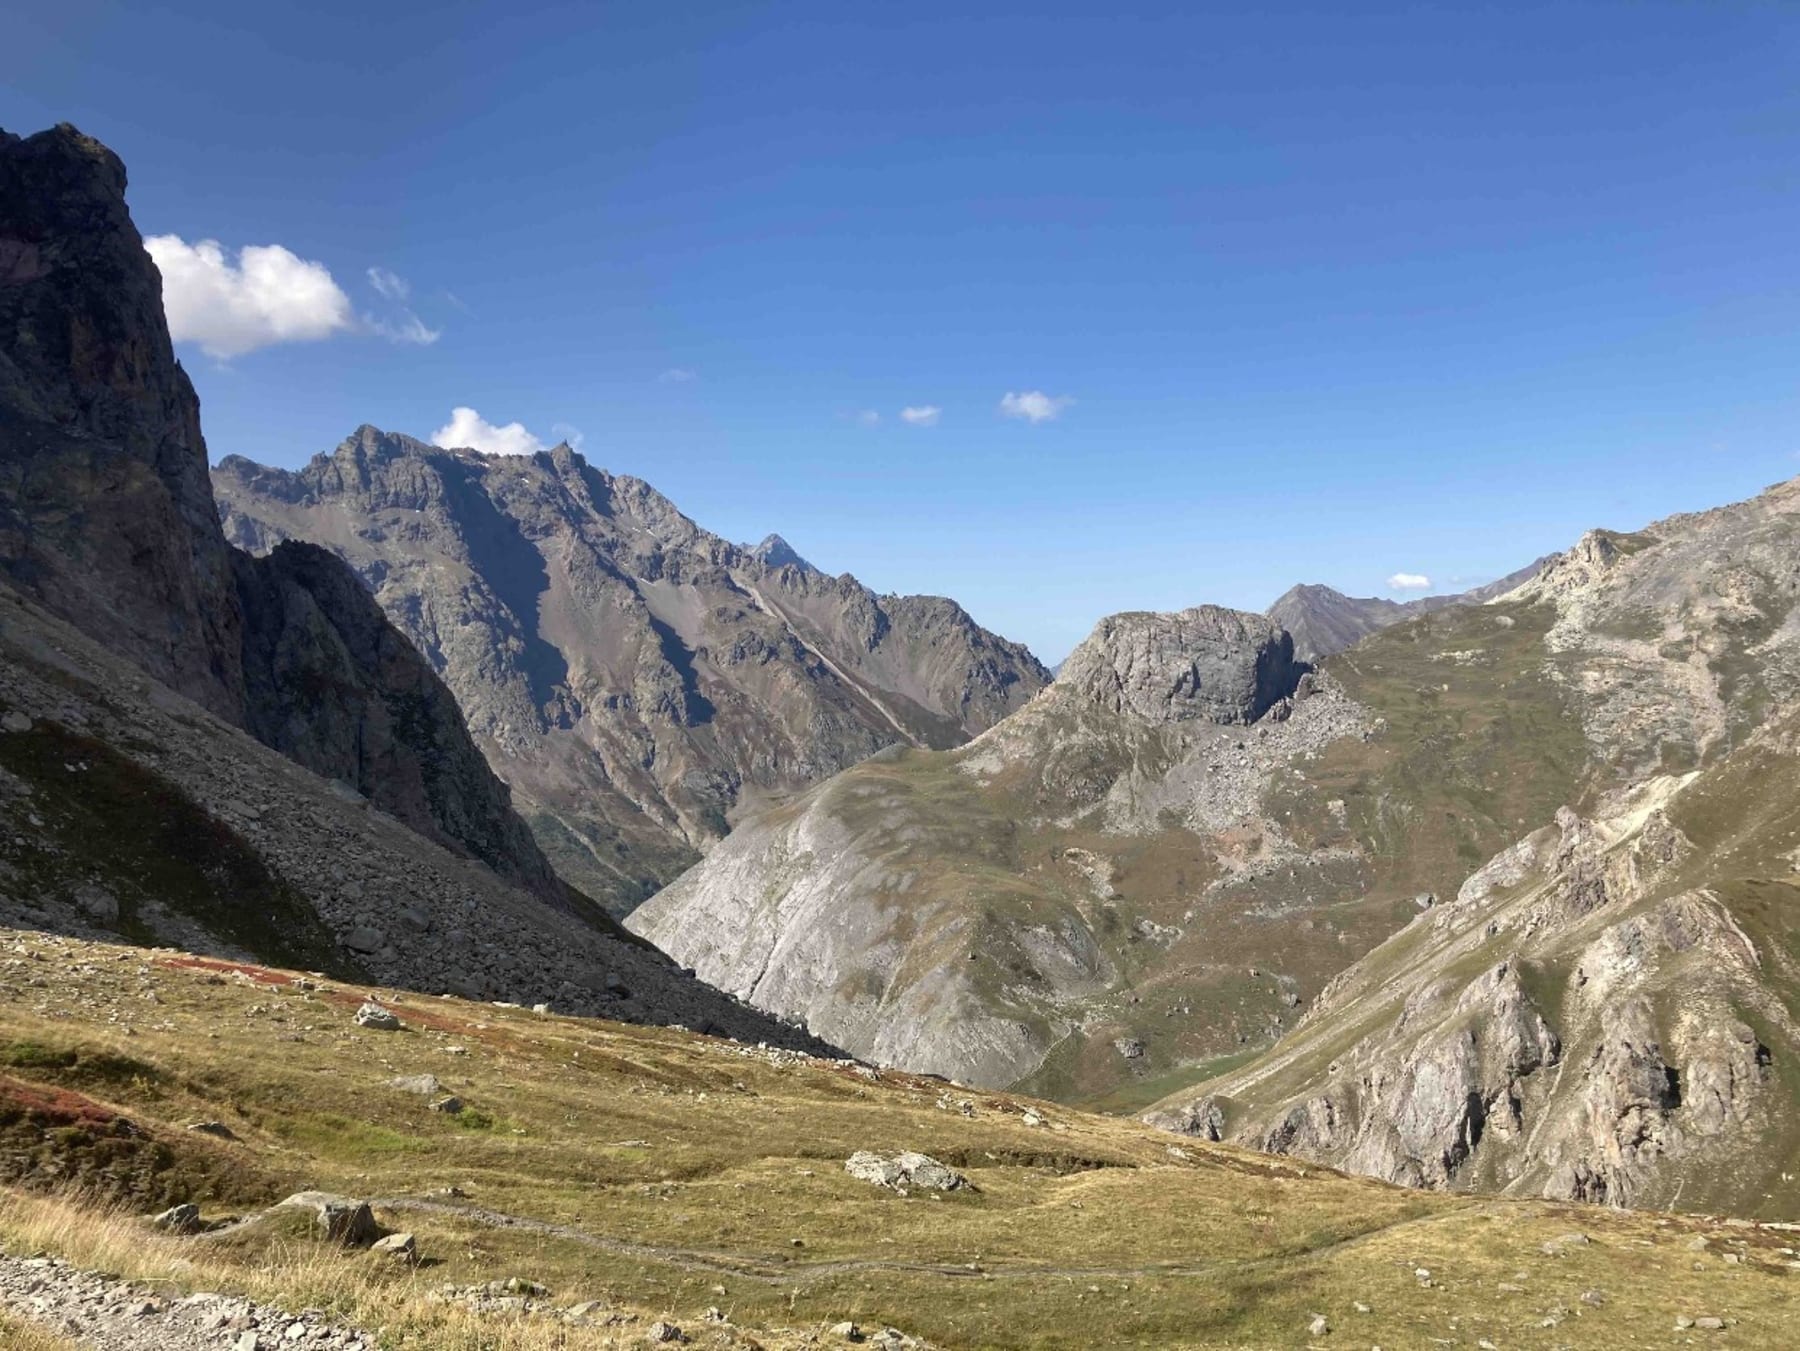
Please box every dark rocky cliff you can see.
[0,123,564,904]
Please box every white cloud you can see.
[658,367,698,383]
[550,421,585,451]
[856,409,881,427]
[363,312,441,346]
[900,405,942,427]
[147,234,354,358]
[366,266,410,301]
[1388,572,1432,591]
[431,407,546,457]
[999,390,1074,424]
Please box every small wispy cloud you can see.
[658,367,698,384]
[1388,572,1432,591]
[366,266,410,302]
[855,409,881,427]
[999,390,1074,424]
[431,407,546,457]
[362,266,438,345]
[900,405,942,427]
[550,421,585,451]
[363,312,441,346]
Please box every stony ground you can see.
[0,1250,371,1349]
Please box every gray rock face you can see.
[214,430,1050,913]
[0,124,244,721]
[0,123,564,905]
[1056,606,1301,725]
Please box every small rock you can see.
[1580,1289,1605,1307]
[387,1074,442,1096]
[1353,1301,1370,1313]
[829,1322,863,1342]
[1695,1317,1726,1331]
[343,926,385,954]
[532,1003,550,1015]
[278,1192,379,1246]
[648,1320,685,1343]
[1307,1313,1328,1336]
[1,710,33,733]
[371,1232,418,1264]
[73,883,119,923]
[428,1095,464,1114]
[236,1334,260,1351]
[186,1120,238,1140]
[503,1277,549,1296]
[1113,1037,1145,1059]
[353,1002,402,1031]
[152,1203,201,1234]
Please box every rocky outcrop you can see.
[231,539,558,896]
[214,430,1050,912]
[1056,606,1301,725]
[0,123,564,902]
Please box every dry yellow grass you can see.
[1,927,1796,1348]
[0,1306,83,1351]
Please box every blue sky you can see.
[8,2,1800,661]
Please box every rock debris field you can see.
[0,1250,373,1349]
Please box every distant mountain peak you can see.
[752,533,815,573]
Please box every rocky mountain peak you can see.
[216,430,1050,912]
[752,533,815,573]
[1056,604,1301,725]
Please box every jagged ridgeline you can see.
[214,435,1050,914]
[0,123,829,1052]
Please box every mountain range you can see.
[1265,559,1549,661]
[4,118,1798,1234]
[214,437,1049,912]
[627,483,1800,1214]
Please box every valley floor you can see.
[0,927,1795,1348]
